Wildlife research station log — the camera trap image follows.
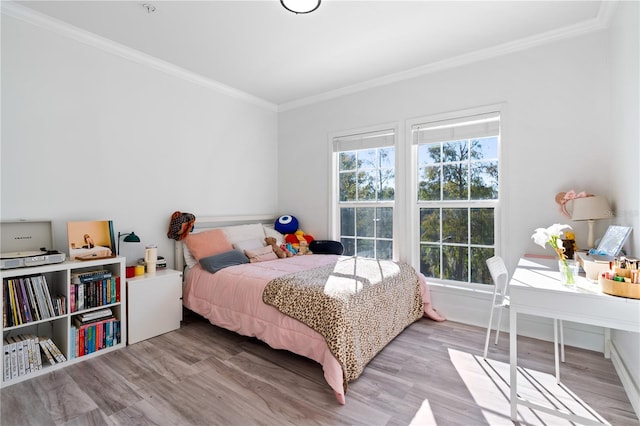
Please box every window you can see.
[333,129,395,259]
[412,112,500,284]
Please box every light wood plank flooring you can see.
[2,310,638,425]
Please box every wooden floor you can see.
[2,310,638,426]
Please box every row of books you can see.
[3,276,65,328]
[69,311,120,358]
[3,334,66,381]
[70,271,120,313]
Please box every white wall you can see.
[608,0,640,412]
[1,14,279,267]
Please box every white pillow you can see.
[234,238,265,251]
[222,223,266,246]
[182,242,197,269]
[263,225,285,245]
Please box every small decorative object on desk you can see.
[599,257,640,299]
[532,223,577,286]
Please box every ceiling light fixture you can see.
[280,0,321,14]
[142,3,156,14]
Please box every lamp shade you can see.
[117,231,141,255]
[281,0,321,14]
[123,232,140,243]
[570,196,611,221]
[570,195,612,249]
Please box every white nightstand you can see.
[126,269,182,344]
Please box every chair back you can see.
[486,256,509,297]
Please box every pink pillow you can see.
[184,229,233,261]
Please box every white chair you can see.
[483,256,565,368]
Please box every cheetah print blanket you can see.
[262,256,423,391]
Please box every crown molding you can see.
[1,1,278,112]
[278,1,618,112]
[1,0,617,114]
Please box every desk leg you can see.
[604,328,611,359]
[510,308,518,421]
[554,318,560,383]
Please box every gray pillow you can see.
[199,249,248,273]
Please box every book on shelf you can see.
[18,279,33,323]
[23,336,34,373]
[38,339,56,366]
[53,294,66,316]
[1,335,48,380]
[77,308,112,322]
[3,339,10,381]
[70,276,119,313]
[3,283,8,328]
[69,326,76,360]
[73,315,115,330]
[24,278,40,322]
[27,335,43,370]
[8,279,22,325]
[72,317,120,356]
[71,269,112,284]
[8,339,18,378]
[3,275,60,327]
[40,276,56,319]
[42,338,66,363]
[31,276,50,320]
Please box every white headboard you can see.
[174,214,279,273]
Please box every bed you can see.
[176,215,439,404]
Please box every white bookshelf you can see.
[1,257,126,387]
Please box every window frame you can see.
[328,123,402,260]
[407,105,504,288]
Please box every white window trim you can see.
[327,122,402,260]
[405,103,506,289]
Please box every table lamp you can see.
[570,195,612,249]
[117,231,140,255]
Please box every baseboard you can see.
[610,340,640,419]
[429,284,605,352]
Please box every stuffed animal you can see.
[274,215,299,234]
[285,230,314,249]
[265,237,286,259]
[286,242,298,255]
[279,244,294,257]
[297,240,312,255]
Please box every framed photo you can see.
[596,225,632,257]
[67,220,116,260]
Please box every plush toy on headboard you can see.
[274,215,314,254]
[274,215,299,234]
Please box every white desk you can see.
[509,257,640,424]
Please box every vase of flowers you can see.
[532,224,577,286]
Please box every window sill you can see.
[425,279,495,299]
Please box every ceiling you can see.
[10,1,610,109]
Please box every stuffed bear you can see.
[297,240,312,255]
[265,237,287,259]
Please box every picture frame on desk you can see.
[67,220,116,260]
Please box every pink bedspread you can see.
[183,255,432,403]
